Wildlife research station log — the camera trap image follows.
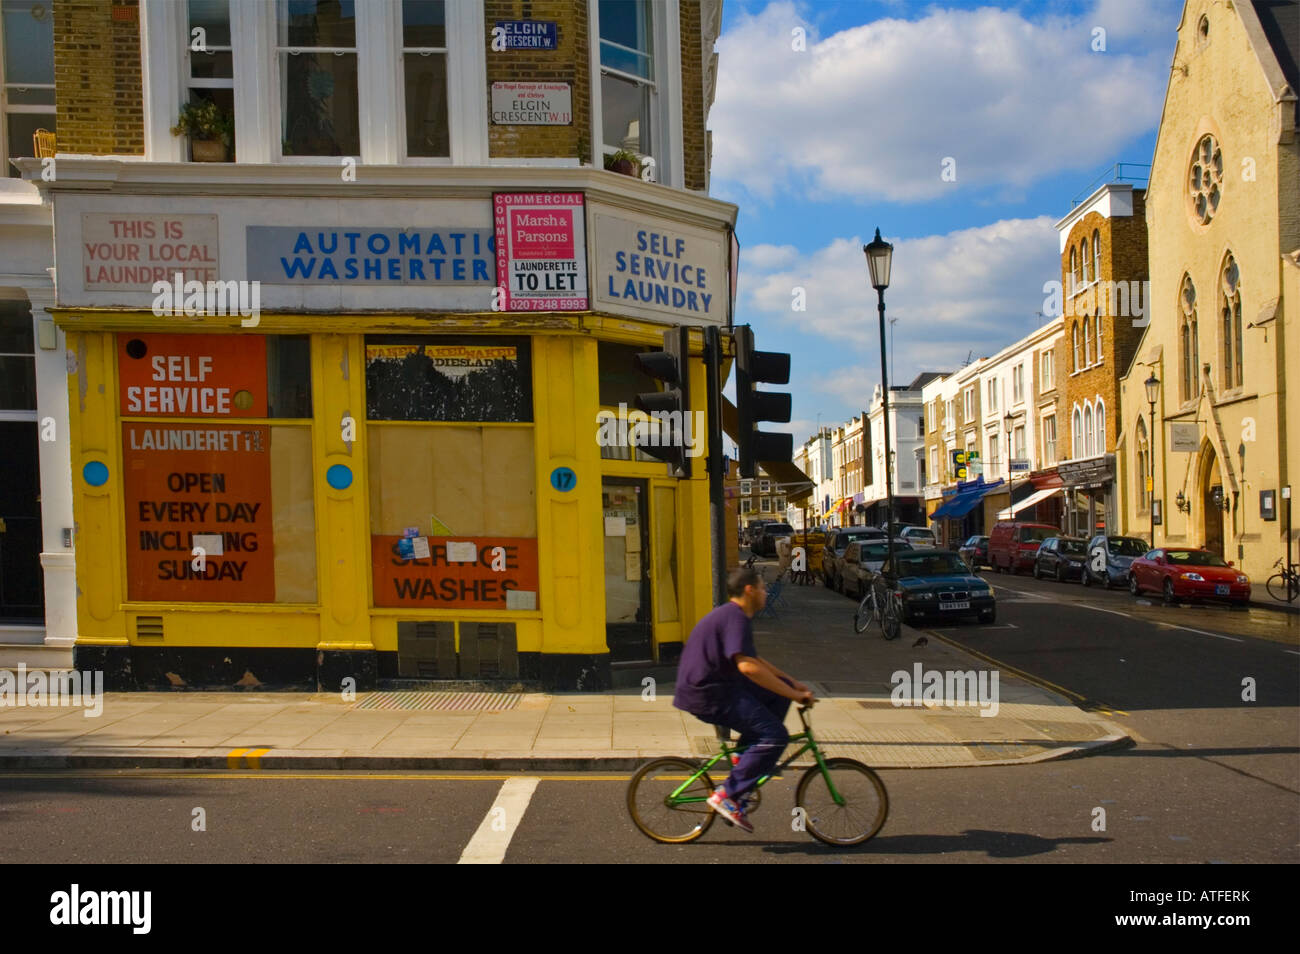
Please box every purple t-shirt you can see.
[673,601,757,718]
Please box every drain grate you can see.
[355,691,523,712]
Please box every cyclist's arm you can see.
[735,655,810,701]
[755,656,805,690]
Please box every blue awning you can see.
[931,479,1005,520]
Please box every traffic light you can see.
[734,325,792,478]
[634,326,692,478]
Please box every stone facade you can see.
[1116,0,1299,585]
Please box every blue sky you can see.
[710,0,1181,440]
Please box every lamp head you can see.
[1144,372,1160,406]
[863,228,893,291]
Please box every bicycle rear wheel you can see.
[1266,572,1298,603]
[880,591,902,641]
[626,757,717,843]
[796,757,889,846]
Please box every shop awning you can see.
[996,486,1063,520]
[722,396,813,503]
[931,480,1004,520]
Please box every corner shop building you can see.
[44,163,736,691]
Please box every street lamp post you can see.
[1003,410,1014,526]
[1145,373,1160,546]
[864,229,895,568]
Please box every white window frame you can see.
[1014,424,1025,460]
[1042,414,1056,465]
[740,479,752,496]
[1012,364,1024,403]
[929,447,938,484]
[986,379,997,412]
[1095,314,1104,363]
[589,0,682,187]
[142,1,487,165]
[1072,406,1082,458]
[963,386,974,422]
[740,497,752,514]
[0,0,57,175]
[1040,350,1053,391]
[988,433,999,468]
[760,497,771,513]
[1095,398,1105,453]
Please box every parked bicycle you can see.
[1266,557,1300,603]
[626,703,889,847]
[853,575,902,640]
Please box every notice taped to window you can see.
[122,423,275,602]
[493,192,588,312]
[372,536,540,610]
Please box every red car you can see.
[1127,548,1251,606]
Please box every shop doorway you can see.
[0,421,43,621]
[602,479,651,663]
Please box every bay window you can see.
[277,0,360,157]
[599,0,654,159]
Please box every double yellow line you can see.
[226,747,271,769]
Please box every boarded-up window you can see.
[365,335,532,422]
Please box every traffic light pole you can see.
[705,326,726,606]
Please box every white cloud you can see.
[739,216,1060,413]
[710,1,1172,204]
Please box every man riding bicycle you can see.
[672,566,817,832]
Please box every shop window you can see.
[277,0,360,157]
[401,0,449,158]
[116,332,317,604]
[183,0,235,160]
[365,335,532,422]
[0,299,35,410]
[599,0,653,160]
[1,0,55,177]
[598,340,658,407]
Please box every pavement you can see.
[0,571,1132,770]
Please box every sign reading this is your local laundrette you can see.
[118,333,275,603]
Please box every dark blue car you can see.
[1082,534,1150,588]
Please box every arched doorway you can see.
[1197,442,1224,556]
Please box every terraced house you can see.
[8,0,739,691]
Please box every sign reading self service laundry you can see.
[593,211,728,325]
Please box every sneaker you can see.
[707,786,754,833]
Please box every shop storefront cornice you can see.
[15,159,738,232]
[46,308,716,342]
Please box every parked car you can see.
[897,526,938,548]
[958,535,990,569]
[1082,534,1149,588]
[1128,548,1251,606]
[743,519,777,547]
[822,526,888,589]
[876,549,996,625]
[840,540,913,598]
[1033,536,1088,582]
[988,521,1059,574]
[753,523,794,557]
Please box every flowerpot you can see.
[191,139,229,162]
[609,159,637,176]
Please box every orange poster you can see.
[372,536,540,609]
[122,423,275,603]
[118,333,267,418]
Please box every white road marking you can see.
[1284,650,1300,657]
[458,776,540,864]
[996,584,1256,640]
[1154,623,1243,643]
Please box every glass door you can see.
[602,479,651,662]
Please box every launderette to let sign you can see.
[245,227,496,284]
[592,210,728,326]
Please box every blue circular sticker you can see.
[550,466,577,492]
[83,461,109,487]
[326,464,353,490]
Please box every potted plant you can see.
[604,149,641,177]
[171,100,233,162]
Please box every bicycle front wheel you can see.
[853,590,875,633]
[1266,573,1297,603]
[626,757,717,844]
[796,757,889,847]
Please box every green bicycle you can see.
[626,703,889,846]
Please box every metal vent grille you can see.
[354,691,523,711]
[136,616,164,640]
